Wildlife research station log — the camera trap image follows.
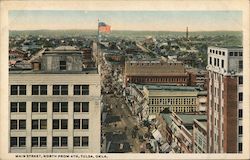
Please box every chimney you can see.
[32,61,41,71]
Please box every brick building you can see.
[124,60,188,87]
[206,46,243,153]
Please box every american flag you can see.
[98,22,111,33]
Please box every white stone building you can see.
[9,47,101,153]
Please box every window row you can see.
[11,119,89,130]
[229,51,243,57]
[209,49,225,56]
[209,57,224,68]
[10,102,89,113]
[10,85,89,95]
[10,136,89,148]
[149,97,196,105]
[130,77,187,83]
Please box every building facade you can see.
[170,112,206,153]
[193,119,207,153]
[206,46,243,153]
[124,60,189,86]
[9,47,101,153]
[142,85,207,115]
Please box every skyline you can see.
[9,10,242,31]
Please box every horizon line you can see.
[9,29,243,32]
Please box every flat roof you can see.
[9,67,98,74]
[142,84,204,92]
[177,114,207,124]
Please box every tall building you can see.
[206,46,243,153]
[9,46,101,153]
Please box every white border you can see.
[1,0,249,159]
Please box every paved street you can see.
[102,94,148,153]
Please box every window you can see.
[74,102,81,112]
[11,120,17,129]
[60,61,66,70]
[61,102,68,112]
[32,137,39,147]
[74,137,80,146]
[10,137,17,147]
[19,137,26,147]
[239,76,243,85]
[32,102,47,112]
[53,120,60,129]
[82,119,89,129]
[10,102,18,112]
[239,60,243,70]
[82,102,89,112]
[32,102,39,112]
[238,143,242,152]
[74,119,80,129]
[19,102,26,112]
[82,136,89,146]
[222,51,225,56]
[53,102,68,112]
[40,120,47,129]
[217,59,219,67]
[74,102,89,112]
[11,120,26,130]
[53,85,68,95]
[19,120,26,129]
[61,137,68,147]
[40,85,47,95]
[32,85,39,95]
[61,119,68,129]
[239,109,243,118]
[209,57,212,65]
[214,58,216,66]
[32,119,46,129]
[32,85,47,95]
[221,60,224,68]
[32,120,39,129]
[11,85,18,95]
[11,102,26,112]
[229,52,233,56]
[239,126,243,135]
[239,52,242,56]
[10,85,26,95]
[40,102,47,112]
[53,119,67,129]
[53,137,60,147]
[239,92,243,101]
[74,85,89,95]
[74,137,88,147]
[40,137,47,147]
[53,137,67,147]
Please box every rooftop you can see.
[177,114,207,124]
[9,67,98,74]
[141,84,204,92]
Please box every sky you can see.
[9,10,242,31]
